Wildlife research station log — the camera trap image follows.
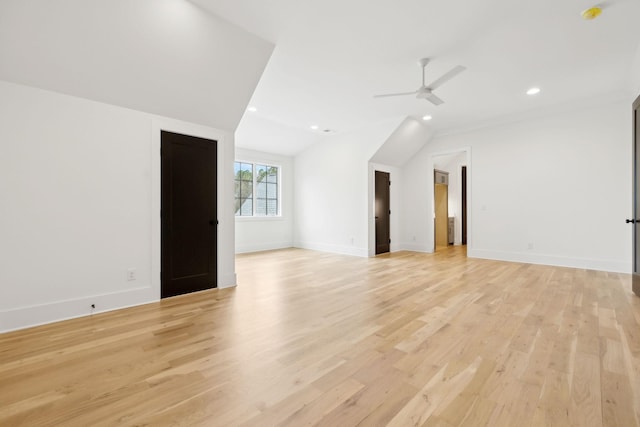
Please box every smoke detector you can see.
[581,6,602,20]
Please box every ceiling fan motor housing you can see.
[416,88,431,99]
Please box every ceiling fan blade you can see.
[373,91,419,98]
[425,93,445,106]
[426,65,466,90]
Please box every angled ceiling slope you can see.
[0,0,274,131]
[370,117,434,167]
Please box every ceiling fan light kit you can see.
[373,58,466,106]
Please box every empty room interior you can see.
[1,0,640,426]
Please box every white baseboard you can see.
[219,273,237,288]
[1,271,239,333]
[235,241,293,254]
[293,241,368,258]
[0,287,155,333]
[468,248,631,273]
[399,242,433,253]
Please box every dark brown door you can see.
[375,171,390,254]
[462,166,467,245]
[161,131,217,298]
[633,96,640,297]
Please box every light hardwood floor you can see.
[1,247,639,426]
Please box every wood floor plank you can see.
[0,246,638,426]
[569,352,602,427]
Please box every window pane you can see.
[267,166,278,183]
[240,198,252,216]
[267,199,277,215]
[256,181,266,199]
[240,162,252,173]
[267,183,277,199]
[256,198,266,215]
[235,161,252,217]
[241,181,252,199]
[256,164,267,183]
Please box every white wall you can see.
[235,148,294,253]
[401,99,632,272]
[631,42,640,96]
[294,118,402,256]
[0,82,236,332]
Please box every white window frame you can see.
[234,160,282,219]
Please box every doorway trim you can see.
[632,94,640,296]
[151,118,235,300]
[428,147,471,253]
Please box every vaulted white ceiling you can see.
[194,0,640,155]
[2,1,638,156]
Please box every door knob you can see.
[626,219,636,223]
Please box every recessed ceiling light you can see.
[310,125,319,130]
[526,87,541,96]
[247,106,257,112]
[422,115,433,121]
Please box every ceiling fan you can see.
[374,58,466,106]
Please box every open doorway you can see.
[434,170,449,251]
[431,149,470,253]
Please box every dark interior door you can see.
[161,131,217,298]
[375,171,390,254]
[462,166,467,245]
[633,96,640,297]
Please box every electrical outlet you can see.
[127,268,137,281]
